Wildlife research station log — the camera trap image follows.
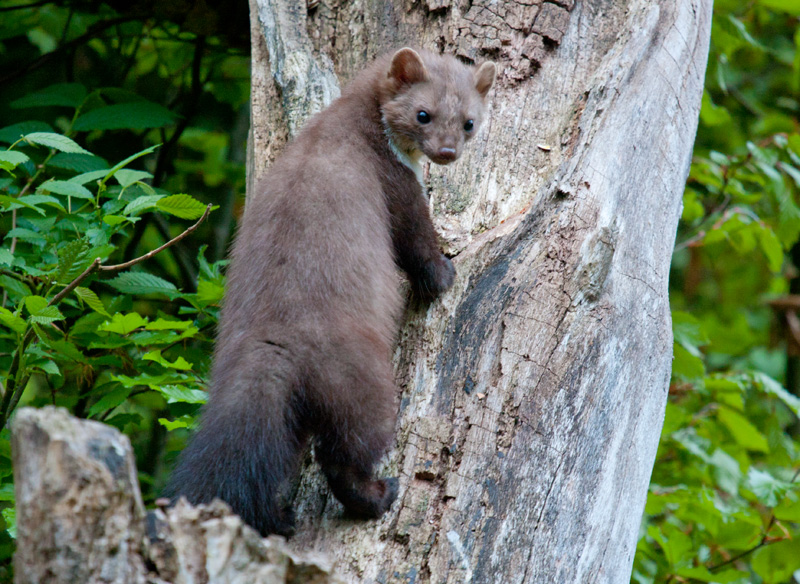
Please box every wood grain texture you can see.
[245,0,712,582]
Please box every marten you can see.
[165,48,496,536]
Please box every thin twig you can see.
[100,204,211,272]
[0,205,212,432]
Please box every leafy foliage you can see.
[634,3,800,583]
[0,0,248,579]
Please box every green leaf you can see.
[87,385,133,418]
[70,169,110,186]
[11,83,87,109]
[114,169,153,188]
[74,287,109,316]
[102,144,159,183]
[752,372,800,415]
[144,318,194,331]
[0,248,13,266]
[49,153,108,173]
[0,121,53,144]
[123,195,163,216]
[73,102,177,131]
[29,306,64,324]
[56,238,92,284]
[757,227,783,273]
[158,415,196,431]
[0,275,31,300]
[155,194,208,220]
[757,0,800,15]
[700,90,732,127]
[774,497,800,522]
[143,350,192,371]
[103,215,136,226]
[3,507,16,539]
[24,295,48,315]
[745,468,791,507]
[154,385,207,405]
[717,407,770,452]
[23,132,90,154]
[752,538,800,583]
[105,272,179,298]
[0,151,30,170]
[0,307,26,334]
[37,179,93,200]
[98,313,148,335]
[672,343,705,380]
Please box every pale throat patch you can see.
[383,117,425,187]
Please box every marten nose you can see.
[437,147,456,161]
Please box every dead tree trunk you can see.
[248,0,712,582]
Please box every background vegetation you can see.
[0,0,799,582]
[634,1,800,582]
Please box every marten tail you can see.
[164,342,302,536]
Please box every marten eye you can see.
[417,111,431,124]
[464,119,474,132]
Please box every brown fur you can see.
[165,49,495,536]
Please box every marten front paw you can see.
[415,254,455,300]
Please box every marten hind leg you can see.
[311,338,400,519]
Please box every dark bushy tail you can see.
[164,346,301,536]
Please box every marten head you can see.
[380,48,496,165]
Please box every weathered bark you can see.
[248,1,712,583]
[12,406,344,584]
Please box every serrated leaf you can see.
[56,238,92,284]
[73,102,177,131]
[87,385,133,418]
[158,415,196,431]
[757,227,783,273]
[24,295,48,315]
[144,318,194,331]
[102,145,160,184]
[143,350,192,371]
[717,407,769,452]
[39,338,87,363]
[49,152,108,173]
[156,194,207,219]
[30,306,64,324]
[154,385,207,405]
[0,151,29,170]
[11,83,87,109]
[23,132,89,154]
[98,312,148,335]
[18,195,63,212]
[0,307,26,334]
[5,228,47,245]
[0,195,44,216]
[0,275,30,300]
[37,179,93,200]
[74,286,109,316]
[0,121,53,144]
[123,195,163,216]
[103,214,135,226]
[105,272,179,297]
[0,248,13,267]
[115,169,153,188]
[70,169,110,185]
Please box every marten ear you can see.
[389,48,429,87]
[474,62,496,98]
